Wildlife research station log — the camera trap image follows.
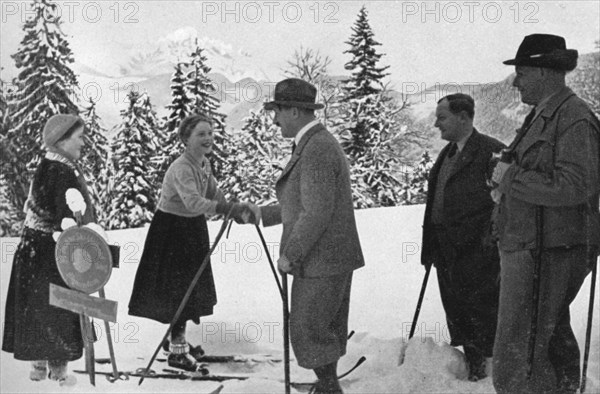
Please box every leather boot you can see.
[311,362,343,394]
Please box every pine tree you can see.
[342,5,390,101]
[402,151,433,204]
[337,92,406,207]
[334,6,407,207]
[186,42,231,179]
[138,92,169,202]
[0,75,22,236]
[222,108,286,204]
[166,61,193,132]
[107,91,160,229]
[156,62,192,185]
[2,0,80,219]
[80,98,110,226]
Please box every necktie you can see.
[447,143,458,159]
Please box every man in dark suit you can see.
[252,78,365,393]
[421,93,505,381]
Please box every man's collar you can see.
[533,90,559,119]
[294,119,320,145]
[456,128,474,152]
[536,86,575,120]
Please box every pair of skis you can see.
[75,354,366,386]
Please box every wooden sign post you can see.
[51,226,120,385]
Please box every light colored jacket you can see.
[496,87,600,251]
[261,124,365,278]
[157,152,224,217]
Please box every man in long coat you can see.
[253,78,365,394]
[491,33,600,394]
[421,93,505,381]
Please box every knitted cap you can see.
[42,114,83,149]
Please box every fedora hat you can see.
[503,34,578,71]
[264,78,324,110]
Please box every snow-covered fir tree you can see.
[0,75,22,236]
[80,98,111,226]
[334,6,406,208]
[138,91,167,193]
[222,108,286,204]
[156,61,192,185]
[107,91,160,229]
[0,74,7,124]
[402,151,433,204]
[166,61,193,132]
[337,92,406,207]
[341,5,390,101]
[2,0,80,221]
[186,41,231,180]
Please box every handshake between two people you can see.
[216,201,261,225]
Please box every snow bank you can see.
[1,205,598,393]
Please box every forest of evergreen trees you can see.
[3,1,596,236]
[0,1,436,235]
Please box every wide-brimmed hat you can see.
[264,78,324,110]
[503,34,578,71]
[42,114,84,149]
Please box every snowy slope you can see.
[1,205,598,393]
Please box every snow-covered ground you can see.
[1,205,598,393]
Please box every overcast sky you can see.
[1,1,599,89]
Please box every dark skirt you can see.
[128,210,216,324]
[2,228,84,361]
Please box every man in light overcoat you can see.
[253,78,364,394]
[491,34,600,394]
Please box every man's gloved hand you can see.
[491,161,511,186]
[277,254,293,274]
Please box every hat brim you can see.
[503,49,578,71]
[264,100,324,110]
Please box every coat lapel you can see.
[449,129,479,178]
[517,87,575,154]
[278,124,323,182]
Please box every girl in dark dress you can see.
[2,114,94,384]
[128,114,251,371]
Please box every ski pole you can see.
[409,264,432,339]
[282,273,291,394]
[139,213,233,386]
[527,205,544,379]
[255,224,284,299]
[581,258,597,393]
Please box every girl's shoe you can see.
[29,361,47,381]
[167,352,209,373]
[164,339,205,360]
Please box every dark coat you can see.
[421,129,505,354]
[2,158,92,361]
[422,129,505,264]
